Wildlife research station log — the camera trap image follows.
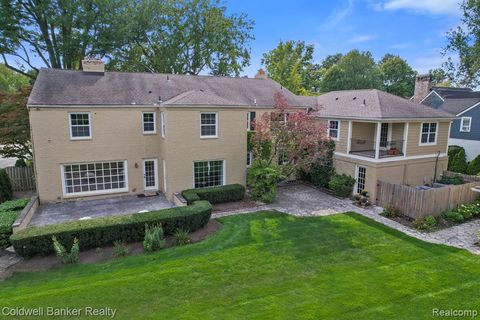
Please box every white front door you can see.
[143,159,158,191]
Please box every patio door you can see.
[379,123,390,150]
[143,159,158,191]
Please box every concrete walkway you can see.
[213,183,480,255]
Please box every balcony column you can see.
[347,121,352,153]
[375,122,381,159]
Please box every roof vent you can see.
[253,98,257,105]
[81,58,104,74]
[167,75,170,81]
[335,97,339,100]
[148,90,152,94]
[361,98,366,106]
[353,97,357,100]
[131,99,136,105]
[158,96,162,102]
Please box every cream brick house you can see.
[27,61,454,204]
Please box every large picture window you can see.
[194,160,224,188]
[200,112,218,138]
[63,161,127,195]
[420,122,437,145]
[69,113,91,139]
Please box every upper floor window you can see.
[278,150,289,165]
[271,112,290,124]
[142,112,156,134]
[247,111,256,131]
[420,122,438,145]
[460,117,472,132]
[328,120,339,140]
[69,112,91,139]
[160,112,166,137]
[200,112,218,138]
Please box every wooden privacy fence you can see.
[377,175,480,219]
[4,166,36,191]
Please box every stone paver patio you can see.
[30,193,173,226]
[213,183,480,255]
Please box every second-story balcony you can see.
[349,139,404,158]
[347,121,406,159]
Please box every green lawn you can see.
[1,211,480,319]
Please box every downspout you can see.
[433,151,440,184]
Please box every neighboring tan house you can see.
[28,60,453,205]
[415,79,480,161]
[310,89,453,201]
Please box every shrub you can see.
[143,224,165,252]
[438,175,464,185]
[52,236,79,264]
[449,149,468,173]
[0,211,21,248]
[413,215,437,232]
[448,145,463,160]
[112,240,129,257]
[457,202,480,219]
[0,169,13,204]
[14,159,26,167]
[173,229,191,246]
[0,198,29,212]
[247,160,285,203]
[381,204,400,218]
[442,211,464,223]
[328,174,356,198]
[467,155,480,175]
[182,184,245,205]
[11,200,212,257]
[309,140,335,188]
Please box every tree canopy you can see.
[0,0,254,77]
[444,0,480,87]
[0,64,30,92]
[261,40,320,94]
[379,54,416,98]
[321,50,382,92]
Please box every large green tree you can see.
[444,0,480,87]
[320,50,382,92]
[0,64,30,92]
[0,0,131,78]
[109,0,254,76]
[261,40,321,94]
[378,54,416,98]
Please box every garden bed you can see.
[7,219,222,275]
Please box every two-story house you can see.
[415,79,480,161]
[28,60,453,206]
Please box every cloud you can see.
[349,35,376,43]
[378,0,461,16]
[322,0,355,29]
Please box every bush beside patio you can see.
[11,200,212,257]
[0,198,30,249]
[182,184,245,205]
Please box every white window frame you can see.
[200,112,218,138]
[160,111,166,138]
[419,122,439,146]
[60,160,128,197]
[142,112,157,134]
[355,165,366,194]
[192,159,226,188]
[69,112,92,140]
[247,151,254,167]
[247,111,256,131]
[327,120,340,141]
[460,117,472,132]
[142,158,158,191]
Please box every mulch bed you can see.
[9,220,222,275]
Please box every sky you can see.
[224,0,463,77]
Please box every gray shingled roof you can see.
[28,68,310,107]
[311,89,454,119]
[437,98,480,115]
[432,86,480,99]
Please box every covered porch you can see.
[348,121,407,159]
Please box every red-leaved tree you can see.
[251,92,329,176]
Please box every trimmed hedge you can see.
[0,169,13,204]
[11,200,212,257]
[0,198,29,249]
[182,184,245,205]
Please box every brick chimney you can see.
[255,68,267,79]
[81,58,105,74]
[413,74,432,103]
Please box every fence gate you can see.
[4,166,36,191]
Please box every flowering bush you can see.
[457,202,480,219]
